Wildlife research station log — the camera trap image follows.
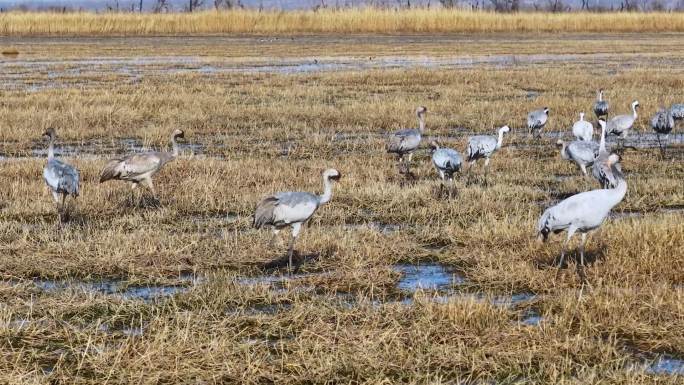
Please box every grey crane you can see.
[527,107,549,138]
[593,89,609,120]
[42,128,80,223]
[572,112,594,142]
[650,107,675,155]
[606,100,639,148]
[99,129,185,203]
[591,120,620,189]
[538,153,626,283]
[465,125,510,185]
[556,138,599,177]
[430,141,462,198]
[670,104,684,121]
[253,168,342,272]
[386,106,427,175]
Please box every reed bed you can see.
[3,9,684,36]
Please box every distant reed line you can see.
[1,9,684,35]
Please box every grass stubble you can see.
[0,34,683,384]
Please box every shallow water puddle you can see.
[33,273,199,302]
[393,263,464,292]
[646,356,684,375]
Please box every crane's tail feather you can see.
[99,159,123,183]
[253,196,279,229]
[386,136,403,154]
[537,211,551,242]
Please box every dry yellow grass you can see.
[3,9,684,36]
[1,34,684,382]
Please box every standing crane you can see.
[538,153,626,284]
[606,100,639,149]
[430,141,462,198]
[651,107,675,156]
[465,125,510,186]
[253,168,342,273]
[42,128,80,223]
[556,138,599,177]
[572,112,594,142]
[527,107,549,139]
[593,89,609,120]
[670,104,684,122]
[591,120,620,189]
[386,106,427,176]
[99,129,185,204]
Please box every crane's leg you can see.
[555,227,576,280]
[466,160,475,186]
[287,223,303,274]
[576,232,591,286]
[483,158,490,186]
[656,134,665,157]
[405,154,412,176]
[580,164,587,177]
[130,182,138,205]
[269,228,281,248]
[437,171,445,197]
[448,176,454,199]
[60,193,68,223]
[141,178,158,205]
[397,155,405,174]
[51,191,61,223]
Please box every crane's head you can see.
[499,125,510,134]
[632,100,640,110]
[42,127,56,140]
[598,119,606,128]
[416,106,428,116]
[172,129,185,140]
[606,153,624,186]
[323,168,342,182]
[543,107,550,115]
[579,112,585,119]
[429,140,440,152]
[555,139,565,147]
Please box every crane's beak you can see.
[330,173,342,181]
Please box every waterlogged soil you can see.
[3,34,684,91]
[2,131,683,161]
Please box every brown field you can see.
[0,34,683,383]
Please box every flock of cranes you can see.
[38,89,682,277]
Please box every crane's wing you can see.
[387,129,420,154]
[100,153,162,182]
[44,158,80,196]
[253,192,319,228]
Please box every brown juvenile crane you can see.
[99,129,185,202]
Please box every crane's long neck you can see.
[598,91,603,102]
[599,124,607,153]
[171,134,179,158]
[605,177,628,208]
[318,176,334,205]
[632,104,638,119]
[418,114,425,133]
[559,141,569,159]
[496,130,505,149]
[47,136,55,159]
